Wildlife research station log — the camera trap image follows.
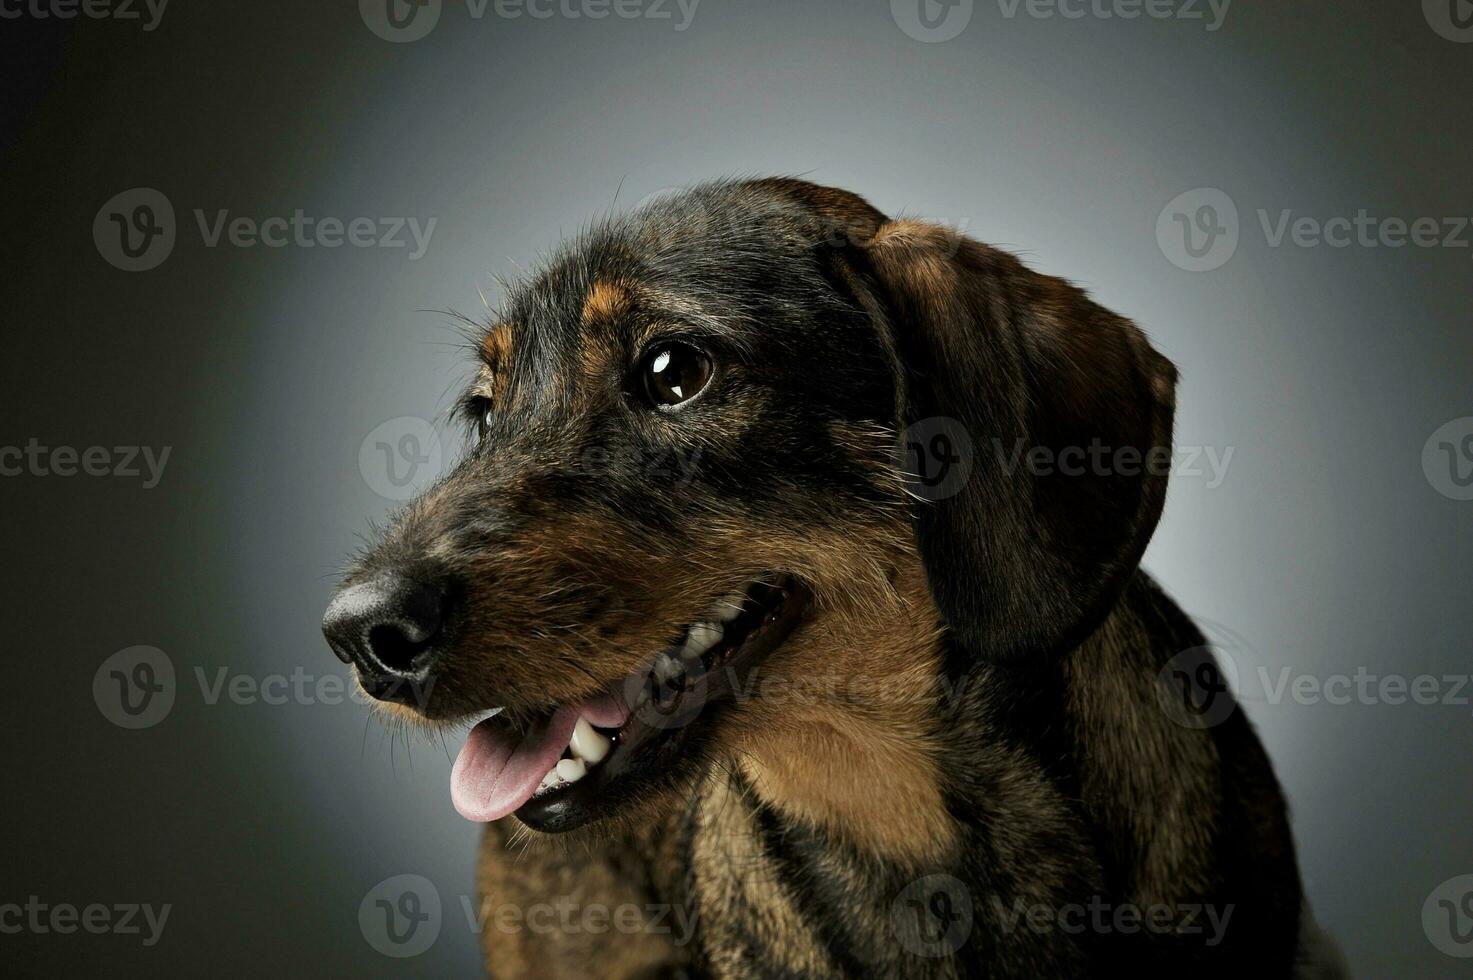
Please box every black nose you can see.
[322,571,449,705]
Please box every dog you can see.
[323,178,1342,978]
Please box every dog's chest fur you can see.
[686,772,913,979]
[681,725,1095,979]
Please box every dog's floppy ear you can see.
[864,221,1178,660]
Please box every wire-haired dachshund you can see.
[323,178,1343,978]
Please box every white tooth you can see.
[715,594,746,623]
[682,622,723,659]
[654,652,684,682]
[556,758,587,783]
[570,717,611,764]
[540,770,559,791]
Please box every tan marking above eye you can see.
[480,323,513,367]
[475,325,514,405]
[581,280,631,325]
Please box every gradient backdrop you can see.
[2,1,1470,975]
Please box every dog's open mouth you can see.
[450,576,808,833]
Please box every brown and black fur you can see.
[329,178,1331,978]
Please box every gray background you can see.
[2,0,1469,975]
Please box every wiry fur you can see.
[332,178,1330,978]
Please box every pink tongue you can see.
[450,694,631,823]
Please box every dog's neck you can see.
[724,561,961,866]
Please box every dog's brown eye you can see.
[642,343,712,409]
[467,398,493,440]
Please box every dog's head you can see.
[323,178,1176,834]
